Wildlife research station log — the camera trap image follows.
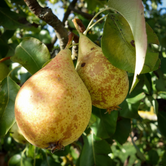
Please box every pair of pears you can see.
[15,26,129,152]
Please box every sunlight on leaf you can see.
[91,107,118,139]
[107,0,147,92]
[11,37,50,75]
[79,133,113,166]
[102,13,135,72]
[0,76,20,136]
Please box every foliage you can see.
[0,0,166,165]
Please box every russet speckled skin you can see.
[76,33,129,110]
[15,49,92,149]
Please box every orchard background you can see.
[0,0,166,165]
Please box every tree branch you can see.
[71,8,94,20]
[24,0,68,50]
[62,0,78,24]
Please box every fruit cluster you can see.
[14,19,129,152]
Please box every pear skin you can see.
[76,33,129,112]
[15,48,92,152]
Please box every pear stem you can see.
[72,18,86,34]
[68,43,78,49]
[83,7,113,35]
[65,32,75,49]
[87,14,108,32]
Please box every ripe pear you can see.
[76,33,129,112]
[10,122,28,144]
[15,48,92,152]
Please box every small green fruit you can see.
[10,122,28,144]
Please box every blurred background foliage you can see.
[0,0,166,165]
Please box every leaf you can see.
[0,8,24,30]
[111,142,138,163]
[91,107,118,139]
[141,23,160,73]
[119,100,140,119]
[11,37,51,75]
[127,92,146,104]
[0,76,20,136]
[158,91,166,99]
[130,136,146,161]
[157,111,166,137]
[107,0,147,91]
[41,156,61,166]
[0,30,15,58]
[79,133,113,166]
[102,12,135,72]
[84,0,107,11]
[161,151,166,165]
[147,149,159,165]
[112,117,131,144]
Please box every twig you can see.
[62,0,78,24]
[24,0,68,50]
[0,57,11,63]
[71,8,94,20]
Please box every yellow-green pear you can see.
[74,21,129,112]
[15,47,92,152]
[10,122,28,144]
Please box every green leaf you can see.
[127,92,145,104]
[23,30,52,44]
[143,73,153,95]
[119,100,140,119]
[88,113,97,128]
[8,154,21,166]
[111,142,138,163]
[22,157,33,166]
[112,117,131,144]
[11,37,51,74]
[102,13,135,72]
[0,30,15,58]
[84,0,107,11]
[161,151,166,165]
[155,71,166,92]
[158,91,166,99]
[107,0,147,91]
[0,8,24,30]
[141,23,160,73]
[26,144,36,158]
[91,107,118,139]
[79,133,113,166]
[130,136,146,161]
[146,149,159,165]
[157,111,166,137]
[0,76,20,136]
[41,156,61,166]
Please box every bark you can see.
[24,0,68,50]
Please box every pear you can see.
[75,31,129,112]
[14,47,92,152]
[10,122,28,144]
